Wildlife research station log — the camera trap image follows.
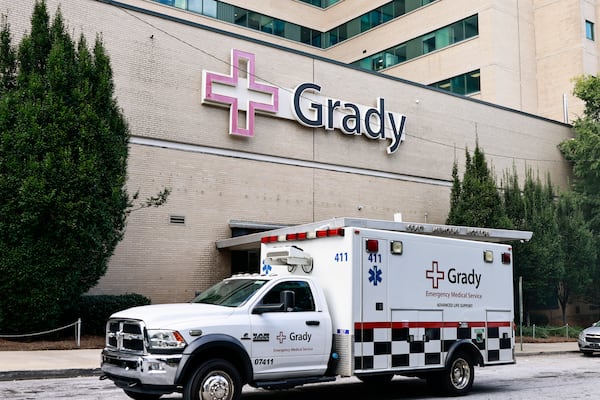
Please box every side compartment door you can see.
[356,238,390,370]
[390,310,444,369]
[249,280,329,379]
[485,309,514,363]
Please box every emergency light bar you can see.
[261,227,344,244]
[216,217,533,251]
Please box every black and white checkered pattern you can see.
[353,325,513,371]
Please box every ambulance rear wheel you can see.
[441,351,474,396]
[183,359,242,400]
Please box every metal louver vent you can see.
[170,215,185,225]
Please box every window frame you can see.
[586,20,595,41]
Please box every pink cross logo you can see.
[426,261,445,289]
[276,331,287,344]
[202,49,279,137]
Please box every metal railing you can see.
[0,318,82,347]
[530,323,570,339]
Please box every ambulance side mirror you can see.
[252,290,296,314]
[281,290,296,312]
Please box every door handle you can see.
[306,320,320,326]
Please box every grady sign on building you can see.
[5,0,573,304]
[202,49,407,153]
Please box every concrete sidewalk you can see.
[0,341,581,381]
[0,349,103,381]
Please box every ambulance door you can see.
[249,279,329,379]
[358,237,390,370]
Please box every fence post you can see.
[76,318,81,348]
[533,324,536,339]
[566,323,569,339]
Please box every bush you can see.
[74,293,151,336]
[529,313,550,326]
[518,324,583,339]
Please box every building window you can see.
[586,20,595,40]
[352,14,479,71]
[298,0,341,8]
[430,69,481,96]
[150,0,439,49]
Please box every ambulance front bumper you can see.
[101,349,182,387]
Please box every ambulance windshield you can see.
[192,278,267,307]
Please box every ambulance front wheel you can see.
[183,359,242,400]
[440,351,474,396]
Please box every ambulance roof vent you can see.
[265,246,313,273]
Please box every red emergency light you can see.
[261,227,344,243]
[365,239,379,253]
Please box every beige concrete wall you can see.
[533,0,590,122]
[373,1,539,114]
[3,0,574,303]
[581,0,599,77]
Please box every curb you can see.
[515,350,580,357]
[0,368,102,382]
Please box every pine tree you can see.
[0,15,16,93]
[445,140,511,228]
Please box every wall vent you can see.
[169,215,186,225]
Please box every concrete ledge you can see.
[0,368,102,381]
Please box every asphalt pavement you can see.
[0,341,580,381]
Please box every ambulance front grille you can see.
[105,319,146,354]
[333,333,353,377]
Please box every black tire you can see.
[356,373,394,385]
[183,359,242,400]
[123,390,162,400]
[440,351,474,396]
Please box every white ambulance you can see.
[101,217,531,400]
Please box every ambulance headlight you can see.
[147,330,187,351]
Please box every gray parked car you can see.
[578,321,600,355]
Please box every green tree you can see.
[505,168,564,321]
[0,1,167,334]
[0,15,16,93]
[558,74,600,315]
[446,161,462,225]
[446,141,511,228]
[555,191,596,324]
[559,75,600,234]
[501,165,525,230]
